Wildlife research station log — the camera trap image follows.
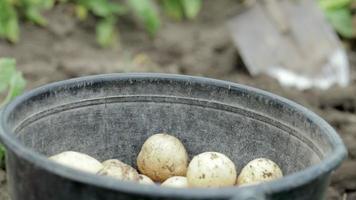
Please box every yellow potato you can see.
[137,133,189,182]
[237,158,283,186]
[187,152,236,187]
[161,176,188,188]
[138,174,155,185]
[49,151,103,174]
[97,159,140,182]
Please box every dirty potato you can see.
[49,151,103,174]
[97,159,140,182]
[137,133,189,182]
[237,158,283,186]
[187,152,237,187]
[161,176,188,188]
[138,174,155,185]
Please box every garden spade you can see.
[228,0,350,90]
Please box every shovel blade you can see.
[228,0,349,90]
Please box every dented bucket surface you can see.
[0,74,347,200]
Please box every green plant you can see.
[73,0,127,47]
[82,0,201,42]
[0,0,20,43]
[19,0,55,25]
[161,0,202,20]
[181,0,202,19]
[0,58,26,168]
[70,0,161,46]
[128,0,160,36]
[0,145,5,169]
[0,58,26,107]
[319,0,355,38]
[1,0,202,47]
[0,0,54,43]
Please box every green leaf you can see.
[0,58,26,107]
[0,71,26,107]
[325,8,354,38]
[109,2,127,15]
[75,4,88,20]
[161,0,183,21]
[181,0,201,19]
[74,0,126,47]
[89,0,113,17]
[42,0,54,9]
[8,71,26,100]
[319,0,351,10]
[17,0,54,26]
[0,58,16,93]
[82,0,125,17]
[25,7,47,25]
[5,15,19,43]
[127,0,160,36]
[0,144,5,169]
[96,18,118,47]
[0,0,19,42]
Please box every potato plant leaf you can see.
[20,0,55,25]
[25,7,47,25]
[96,17,118,48]
[325,8,354,38]
[127,0,160,36]
[0,58,16,93]
[181,0,201,19]
[0,145,5,169]
[0,58,26,108]
[0,0,19,43]
[319,0,351,10]
[75,4,88,20]
[77,0,126,17]
[161,0,183,21]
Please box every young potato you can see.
[187,152,237,188]
[161,176,188,188]
[138,174,155,185]
[137,133,188,182]
[237,158,283,186]
[49,151,103,174]
[97,159,140,182]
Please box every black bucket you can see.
[0,74,347,200]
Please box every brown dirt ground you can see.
[1,1,356,199]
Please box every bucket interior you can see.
[4,76,334,175]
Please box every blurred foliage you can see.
[0,58,26,169]
[73,0,126,47]
[0,0,54,43]
[0,0,19,43]
[2,0,355,46]
[319,0,355,38]
[0,145,5,169]
[128,0,160,36]
[19,0,54,25]
[0,58,26,108]
[0,0,202,47]
[181,0,202,19]
[161,0,201,20]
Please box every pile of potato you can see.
[49,133,283,188]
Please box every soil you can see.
[0,0,356,199]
